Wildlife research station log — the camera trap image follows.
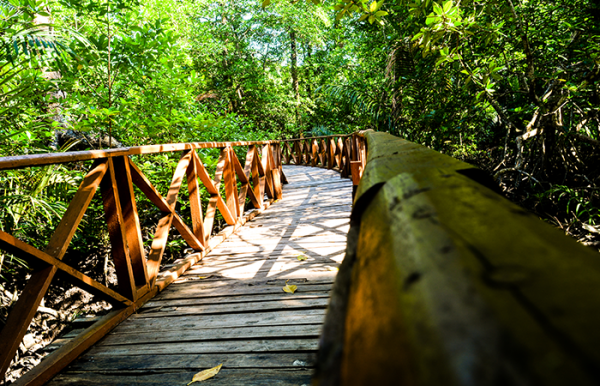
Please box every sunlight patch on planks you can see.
[47,165,351,386]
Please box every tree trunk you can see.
[290,29,300,122]
[305,42,312,99]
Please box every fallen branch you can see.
[493,167,542,187]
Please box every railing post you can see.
[113,156,149,289]
[224,147,240,221]
[262,144,275,199]
[186,151,206,246]
[311,139,318,167]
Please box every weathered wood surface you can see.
[48,165,351,385]
[315,131,600,386]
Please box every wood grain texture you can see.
[317,131,600,386]
[48,164,352,385]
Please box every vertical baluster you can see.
[293,140,301,165]
[262,144,275,199]
[344,137,352,177]
[304,139,310,165]
[336,137,344,171]
[186,151,206,246]
[101,158,140,300]
[251,146,264,207]
[328,138,335,169]
[269,145,283,200]
[276,143,288,184]
[224,147,240,220]
[111,156,148,290]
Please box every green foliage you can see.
[537,185,600,226]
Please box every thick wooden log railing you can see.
[314,131,600,386]
[0,134,366,386]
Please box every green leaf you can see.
[442,0,452,13]
[359,13,369,21]
[369,1,377,12]
[261,0,270,8]
[374,10,388,17]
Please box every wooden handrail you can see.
[280,134,366,195]
[0,140,279,170]
[0,140,286,385]
[0,134,363,385]
[315,131,600,386]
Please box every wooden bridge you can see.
[2,132,600,385]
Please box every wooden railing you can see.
[0,134,367,386]
[281,133,366,194]
[315,131,600,386]
[0,140,288,385]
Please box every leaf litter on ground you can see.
[187,364,223,385]
[283,280,297,294]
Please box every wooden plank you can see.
[99,324,323,346]
[144,291,330,307]
[195,249,345,262]
[278,178,350,189]
[157,282,333,299]
[47,369,312,386]
[39,163,350,386]
[86,339,319,356]
[118,310,327,332]
[133,298,329,318]
[154,198,276,291]
[63,353,317,371]
[207,244,346,258]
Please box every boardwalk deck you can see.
[47,165,352,386]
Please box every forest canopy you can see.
[0,0,598,241]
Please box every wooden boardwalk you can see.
[47,165,352,385]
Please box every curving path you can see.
[47,165,352,385]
